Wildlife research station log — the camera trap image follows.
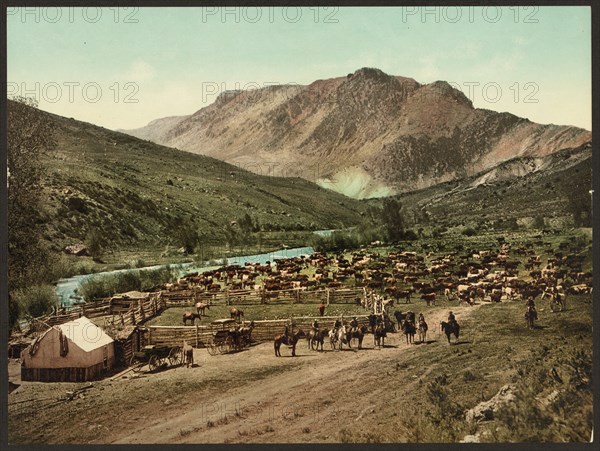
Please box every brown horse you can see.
[374,322,386,348]
[196,302,210,316]
[402,320,416,344]
[230,307,244,321]
[346,325,368,349]
[274,329,306,356]
[525,306,537,329]
[307,328,329,351]
[440,321,460,344]
[183,340,194,367]
[182,312,201,325]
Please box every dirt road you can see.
[9,304,480,444]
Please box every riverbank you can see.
[56,246,315,309]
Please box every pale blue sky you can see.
[7,6,591,130]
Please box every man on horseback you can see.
[448,311,457,326]
[312,319,319,335]
[350,316,359,334]
[526,296,538,320]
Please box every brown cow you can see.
[421,292,436,306]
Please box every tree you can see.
[381,198,405,242]
[172,217,199,254]
[566,185,591,227]
[8,97,57,328]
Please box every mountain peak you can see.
[121,69,591,199]
[350,67,390,80]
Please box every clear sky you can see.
[7,6,591,130]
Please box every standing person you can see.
[318,301,326,317]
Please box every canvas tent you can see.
[21,316,115,382]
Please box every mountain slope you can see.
[122,67,591,198]
[389,142,592,231]
[17,103,368,254]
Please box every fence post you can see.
[326,289,330,306]
[196,324,199,347]
[148,327,152,345]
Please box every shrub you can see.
[462,227,477,236]
[80,266,177,300]
[12,284,58,318]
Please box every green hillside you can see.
[35,109,368,262]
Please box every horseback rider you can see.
[350,316,359,333]
[526,296,538,319]
[312,319,319,335]
[448,311,457,326]
[333,318,342,332]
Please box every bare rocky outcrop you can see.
[465,384,517,423]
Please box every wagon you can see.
[206,318,250,355]
[129,345,183,372]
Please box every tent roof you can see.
[57,316,113,352]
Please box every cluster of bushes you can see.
[80,265,178,301]
[311,227,419,253]
[11,285,59,319]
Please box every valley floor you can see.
[8,294,593,444]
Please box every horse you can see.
[230,307,244,321]
[417,319,428,343]
[543,289,566,312]
[307,328,329,351]
[440,321,460,344]
[346,325,368,349]
[525,306,537,329]
[394,311,407,330]
[328,328,339,350]
[374,322,386,348]
[336,324,353,350]
[402,320,416,344]
[183,340,194,367]
[238,320,255,346]
[195,302,210,316]
[182,312,201,325]
[274,329,306,357]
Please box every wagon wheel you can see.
[206,340,218,356]
[129,355,142,373]
[148,355,160,372]
[219,336,234,354]
[168,346,183,366]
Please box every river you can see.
[55,246,315,309]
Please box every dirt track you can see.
[9,304,481,444]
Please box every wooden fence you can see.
[143,315,372,348]
[163,287,365,307]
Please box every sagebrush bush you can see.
[12,284,59,318]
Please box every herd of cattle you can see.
[158,234,592,356]
[163,236,591,311]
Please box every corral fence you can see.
[141,315,373,349]
[163,287,366,307]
